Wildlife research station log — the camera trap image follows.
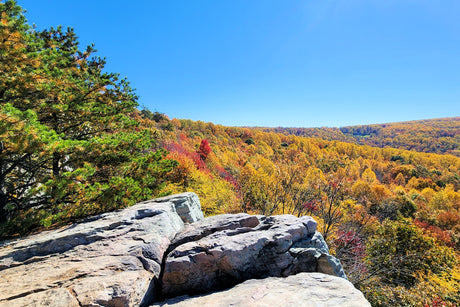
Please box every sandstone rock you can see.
[0,192,203,307]
[0,288,80,307]
[0,193,371,307]
[168,213,260,251]
[161,214,346,298]
[155,272,371,307]
[149,192,204,224]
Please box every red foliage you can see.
[179,133,188,143]
[414,219,430,229]
[214,165,241,193]
[198,139,212,160]
[335,230,365,256]
[303,200,318,213]
[414,219,453,247]
[425,297,448,307]
[329,180,338,189]
[437,211,460,230]
[165,141,188,156]
[334,228,368,277]
[165,141,206,170]
[192,153,206,170]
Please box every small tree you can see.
[198,139,212,160]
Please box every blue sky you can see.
[17,0,460,127]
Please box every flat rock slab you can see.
[0,192,202,307]
[155,272,371,307]
[161,214,346,298]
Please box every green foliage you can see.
[395,194,417,218]
[0,104,59,221]
[0,0,177,238]
[140,108,168,123]
[2,2,460,305]
[366,219,457,287]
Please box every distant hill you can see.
[257,117,460,156]
[3,1,459,304]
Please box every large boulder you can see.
[161,213,346,298]
[0,192,202,307]
[0,193,371,306]
[155,272,371,307]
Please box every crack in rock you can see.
[159,214,346,301]
[0,193,358,307]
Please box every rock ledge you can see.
[0,193,370,307]
[155,272,371,307]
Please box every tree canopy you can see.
[0,0,177,236]
[1,1,459,305]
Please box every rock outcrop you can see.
[156,272,371,307]
[161,214,346,298]
[0,193,370,307]
[0,193,202,307]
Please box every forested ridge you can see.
[156,116,460,306]
[258,117,460,157]
[1,1,460,306]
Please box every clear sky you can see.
[17,0,460,128]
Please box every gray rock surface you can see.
[161,214,346,298]
[0,193,370,306]
[149,192,204,224]
[0,192,202,307]
[155,272,371,307]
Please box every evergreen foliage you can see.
[1,1,459,305]
[0,1,177,236]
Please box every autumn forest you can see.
[1,1,460,306]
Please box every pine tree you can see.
[0,1,177,236]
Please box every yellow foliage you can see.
[362,168,377,184]
[361,264,460,307]
[345,163,361,181]
[407,177,420,190]
[305,167,326,189]
[421,187,436,203]
[394,172,406,186]
[352,180,371,200]
[371,184,392,202]
[393,185,406,195]
[430,185,460,211]
[413,266,460,306]
[162,160,241,216]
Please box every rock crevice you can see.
[158,213,346,300]
[0,193,369,307]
